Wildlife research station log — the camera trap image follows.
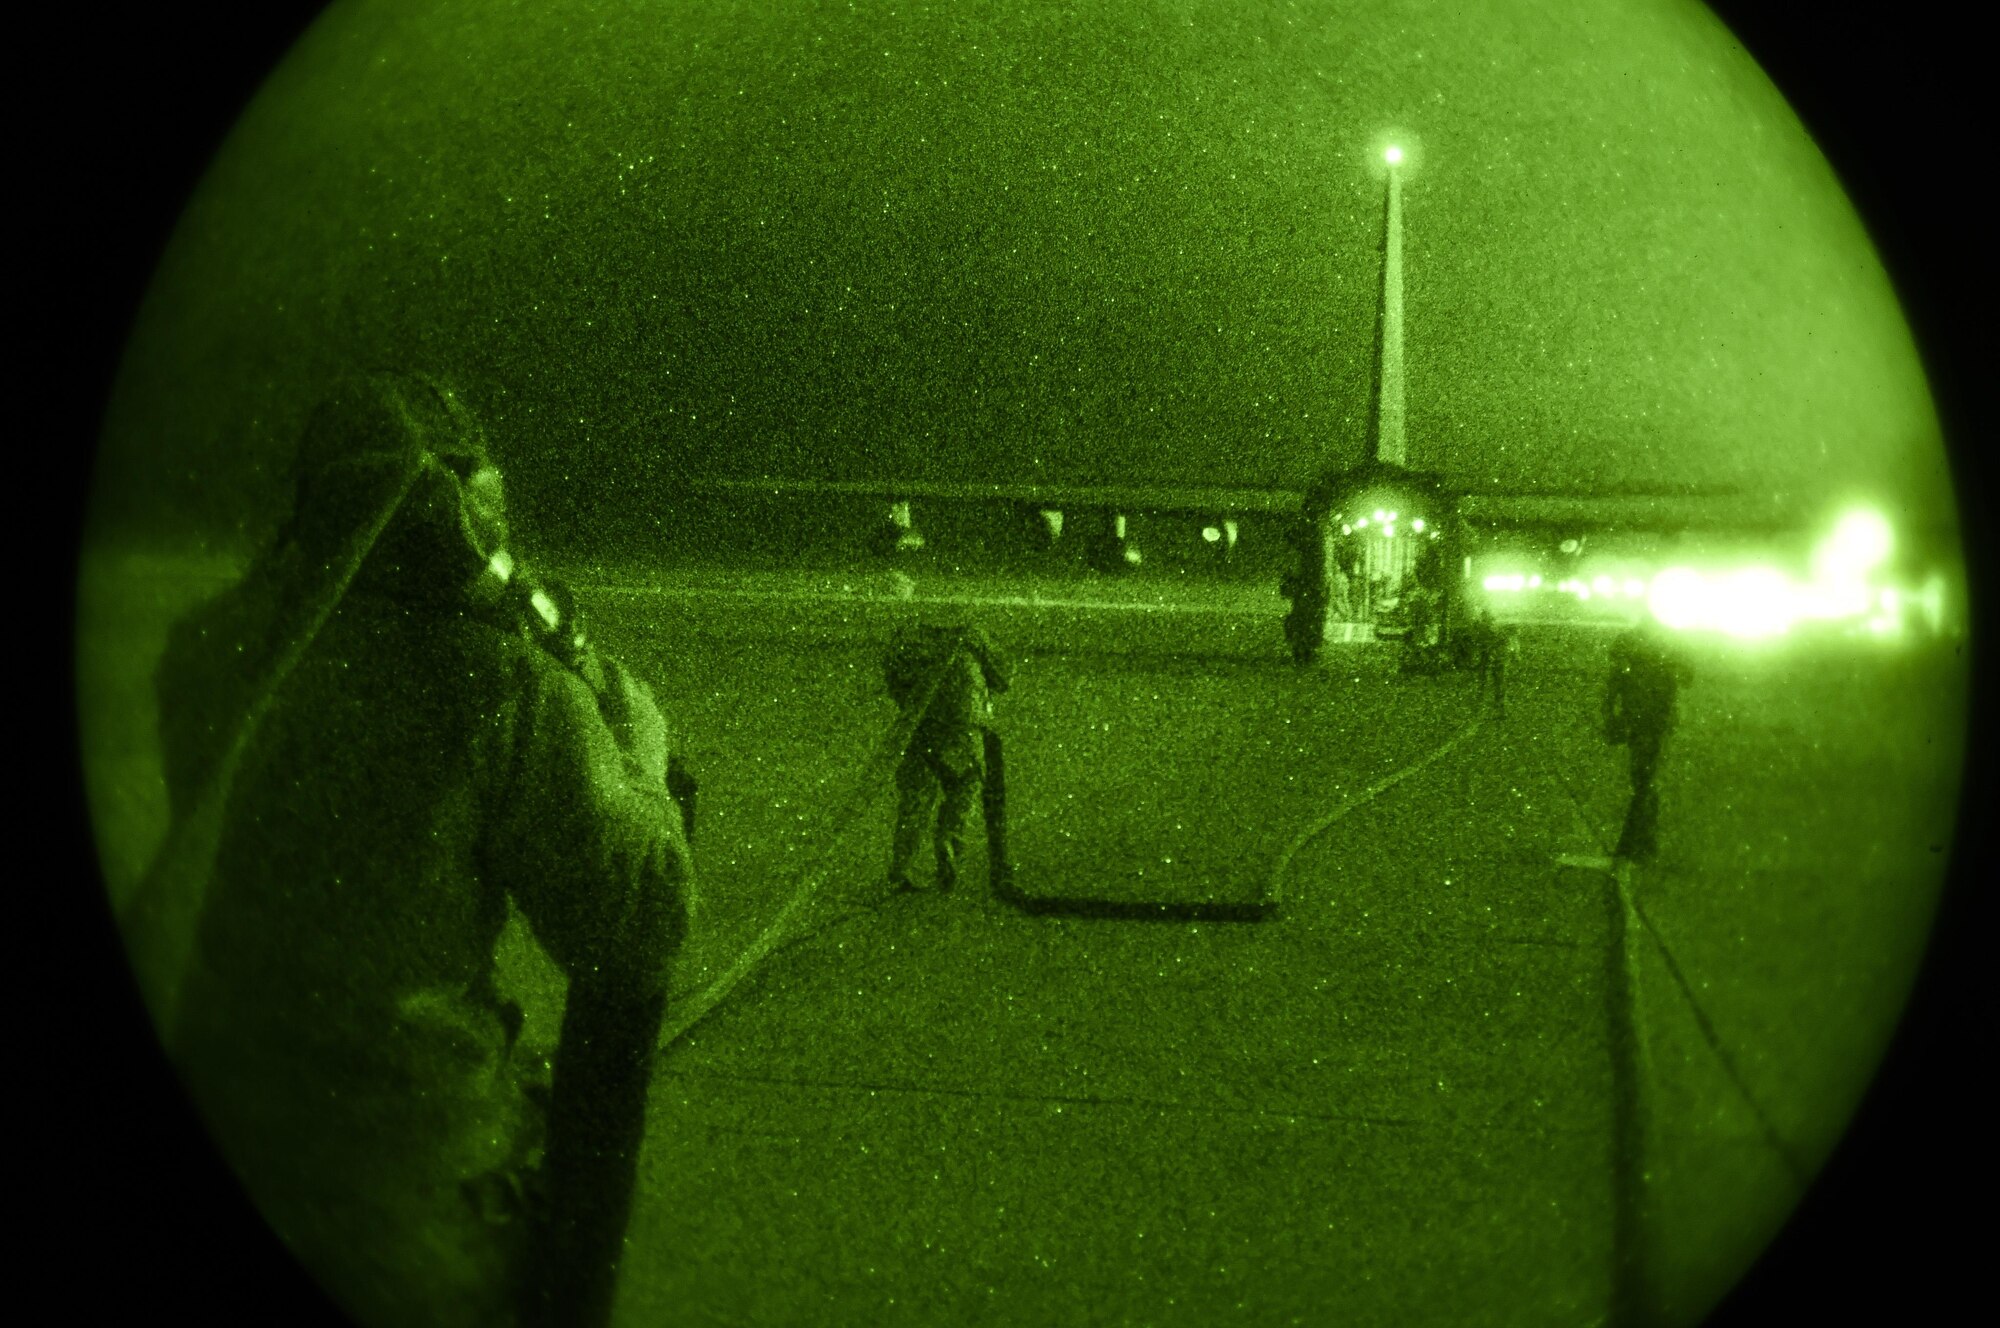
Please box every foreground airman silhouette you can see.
[150,373,691,1328]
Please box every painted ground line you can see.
[1530,720,1809,1188]
[1626,877,1812,1189]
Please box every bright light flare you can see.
[1711,566,1796,639]
[1648,567,1708,631]
[1640,508,1915,641]
[1801,506,1899,623]
[1817,508,1894,580]
[1385,145,1404,165]
[1648,565,1800,638]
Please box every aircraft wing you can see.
[688,476,1307,515]
[1452,485,1800,534]
[689,475,1788,532]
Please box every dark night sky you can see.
[88,0,1950,553]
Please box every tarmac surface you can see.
[75,555,1968,1327]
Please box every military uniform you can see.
[1603,621,1691,860]
[1467,612,1514,716]
[1400,588,1437,673]
[1489,622,1515,715]
[1327,563,1354,624]
[156,375,691,1328]
[885,623,1006,891]
[1281,518,1332,665]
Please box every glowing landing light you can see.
[1817,508,1894,579]
[1411,518,1425,533]
[1385,145,1404,165]
[1649,567,1707,630]
[1202,525,1222,543]
[1711,566,1795,639]
[1484,573,1527,592]
[1861,585,1908,636]
[1642,510,1908,640]
[1648,565,1801,638]
[1373,509,1387,523]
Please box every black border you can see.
[43,3,1989,1322]
[50,8,345,1322]
[1689,4,1989,1322]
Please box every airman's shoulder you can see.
[442,611,593,707]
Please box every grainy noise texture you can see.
[69,3,1976,1327]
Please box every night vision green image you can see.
[76,1,1967,1325]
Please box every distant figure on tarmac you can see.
[1327,559,1354,624]
[884,621,1009,893]
[1401,540,1452,674]
[1603,616,1692,860]
[1400,587,1438,674]
[1467,607,1515,716]
[1281,516,1331,665]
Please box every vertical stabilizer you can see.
[1371,158,1408,468]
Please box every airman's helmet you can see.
[284,372,503,593]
